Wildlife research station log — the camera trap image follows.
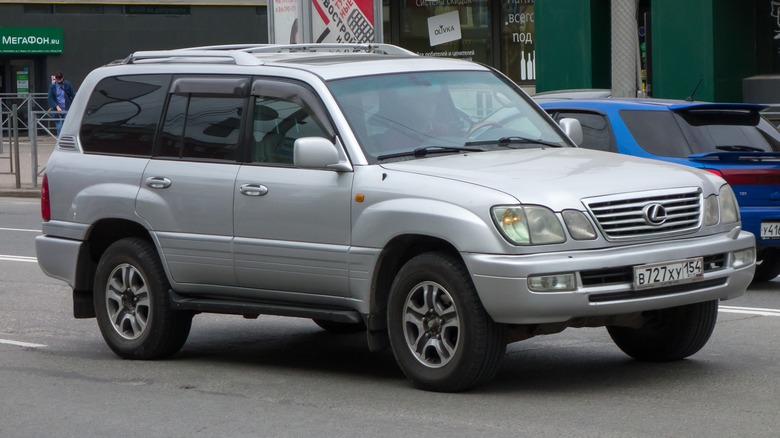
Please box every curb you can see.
[0,188,41,198]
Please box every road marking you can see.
[0,338,47,348]
[0,254,37,263]
[720,305,780,317]
[0,227,41,233]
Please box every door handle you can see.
[145,176,172,189]
[239,183,269,196]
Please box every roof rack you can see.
[122,50,262,66]
[182,43,417,56]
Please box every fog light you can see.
[528,273,576,292]
[731,248,755,269]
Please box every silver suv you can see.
[36,44,756,392]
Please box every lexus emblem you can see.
[643,203,668,226]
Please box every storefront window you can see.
[395,0,491,64]
[500,0,534,85]
[759,0,780,74]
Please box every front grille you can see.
[584,188,702,241]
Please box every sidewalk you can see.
[0,136,54,198]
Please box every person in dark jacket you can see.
[47,71,76,136]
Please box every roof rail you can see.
[183,43,417,56]
[122,50,262,66]
[241,43,417,56]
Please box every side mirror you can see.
[558,118,583,146]
[293,137,350,171]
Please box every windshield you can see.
[328,71,568,162]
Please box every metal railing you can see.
[1,93,59,188]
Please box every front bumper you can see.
[463,229,755,324]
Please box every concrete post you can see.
[611,0,640,98]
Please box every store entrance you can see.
[0,57,45,95]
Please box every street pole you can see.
[12,104,21,189]
[611,0,640,98]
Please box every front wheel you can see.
[387,252,506,392]
[607,300,718,362]
[94,238,192,359]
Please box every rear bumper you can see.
[463,229,755,324]
[35,235,84,288]
[741,207,780,249]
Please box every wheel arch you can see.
[71,218,153,318]
[366,234,463,350]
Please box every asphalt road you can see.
[2,197,779,437]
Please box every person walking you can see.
[47,71,76,136]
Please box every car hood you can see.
[380,148,717,210]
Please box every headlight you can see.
[492,205,565,245]
[704,194,719,226]
[562,210,597,240]
[718,184,740,224]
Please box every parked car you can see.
[539,97,780,282]
[36,44,755,392]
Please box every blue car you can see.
[539,98,780,282]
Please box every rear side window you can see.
[80,75,170,156]
[157,76,249,162]
[553,111,615,152]
[619,110,692,157]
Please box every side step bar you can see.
[168,291,363,324]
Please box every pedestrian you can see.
[47,71,76,136]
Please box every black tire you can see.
[387,252,506,392]
[752,249,780,283]
[607,300,718,362]
[93,237,192,359]
[312,319,366,333]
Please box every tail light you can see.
[705,168,780,185]
[41,174,51,222]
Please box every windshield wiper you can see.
[715,145,765,152]
[377,145,484,161]
[465,136,564,148]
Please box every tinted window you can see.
[554,111,614,152]
[80,75,170,156]
[619,110,692,157]
[158,95,245,162]
[675,111,780,153]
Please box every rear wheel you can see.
[94,238,192,359]
[752,249,780,283]
[387,252,506,392]
[607,300,718,362]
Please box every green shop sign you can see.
[0,27,63,54]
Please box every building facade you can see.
[0,0,776,103]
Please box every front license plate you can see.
[760,222,780,239]
[633,257,704,290]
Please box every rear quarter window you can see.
[80,75,171,156]
[619,110,692,157]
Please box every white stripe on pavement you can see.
[720,305,780,317]
[0,254,37,263]
[0,227,41,233]
[0,338,47,348]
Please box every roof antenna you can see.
[685,79,702,102]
